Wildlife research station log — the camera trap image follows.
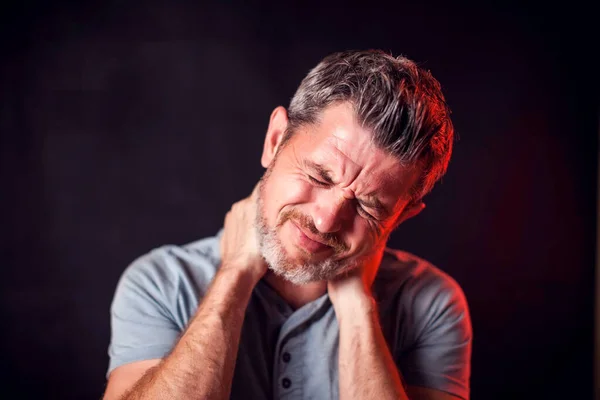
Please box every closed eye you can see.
[357,203,376,220]
[308,175,329,186]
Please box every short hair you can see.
[286,49,454,201]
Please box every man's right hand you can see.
[220,184,267,283]
[105,185,269,400]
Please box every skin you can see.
[257,102,423,298]
[103,102,463,400]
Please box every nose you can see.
[311,191,351,234]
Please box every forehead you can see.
[291,103,419,199]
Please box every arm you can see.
[333,287,409,400]
[334,294,462,400]
[113,266,261,400]
[329,268,468,400]
[105,187,266,400]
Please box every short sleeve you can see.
[107,251,184,377]
[397,273,472,399]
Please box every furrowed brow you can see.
[304,160,335,184]
[357,196,391,218]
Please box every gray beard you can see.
[255,176,361,285]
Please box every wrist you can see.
[332,291,377,325]
[218,262,264,288]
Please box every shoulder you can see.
[120,235,220,291]
[376,249,472,399]
[375,248,471,341]
[377,248,466,299]
[112,232,222,328]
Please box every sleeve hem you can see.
[403,371,469,400]
[107,345,172,379]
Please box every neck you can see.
[262,270,327,310]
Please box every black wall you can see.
[1,1,596,399]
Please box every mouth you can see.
[289,220,332,254]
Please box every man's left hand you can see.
[327,253,382,318]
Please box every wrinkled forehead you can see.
[294,103,383,164]
[293,107,420,202]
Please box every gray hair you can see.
[286,49,454,201]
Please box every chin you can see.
[256,204,360,284]
[267,262,342,285]
[267,264,317,285]
[266,247,359,286]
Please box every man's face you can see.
[256,102,422,284]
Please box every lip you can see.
[290,220,331,253]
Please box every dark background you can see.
[1,1,597,399]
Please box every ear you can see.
[261,106,289,168]
[391,201,426,230]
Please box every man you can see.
[103,50,472,400]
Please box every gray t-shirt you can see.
[108,231,472,399]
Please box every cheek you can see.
[263,172,312,223]
[346,219,386,254]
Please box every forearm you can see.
[122,266,258,400]
[336,296,409,400]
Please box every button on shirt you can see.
[108,231,472,399]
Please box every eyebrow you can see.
[304,160,391,219]
[304,161,335,184]
[357,196,390,219]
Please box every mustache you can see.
[277,208,349,253]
